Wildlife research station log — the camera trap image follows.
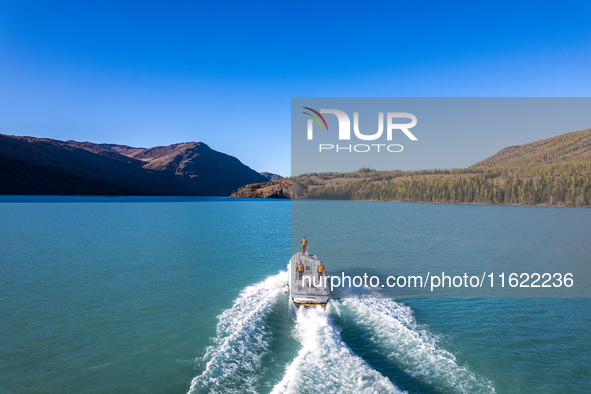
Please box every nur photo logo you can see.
[302,107,418,153]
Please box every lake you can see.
[1,197,589,393]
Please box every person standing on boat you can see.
[318,261,326,277]
[297,260,304,280]
[301,237,307,254]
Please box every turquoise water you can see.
[291,200,591,298]
[1,197,589,393]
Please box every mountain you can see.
[260,172,283,181]
[0,134,268,196]
[470,128,591,170]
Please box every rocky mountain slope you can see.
[0,134,268,196]
[230,179,291,198]
[260,172,283,182]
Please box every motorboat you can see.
[286,247,330,306]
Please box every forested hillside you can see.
[293,128,591,206]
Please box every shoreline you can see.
[0,194,588,208]
[292,197,590,208]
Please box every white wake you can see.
[271,304,403,394]
[187,271,286,394]
[341,298,496,394]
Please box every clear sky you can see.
[1,0,590,176]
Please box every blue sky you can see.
[1,1,590,176]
